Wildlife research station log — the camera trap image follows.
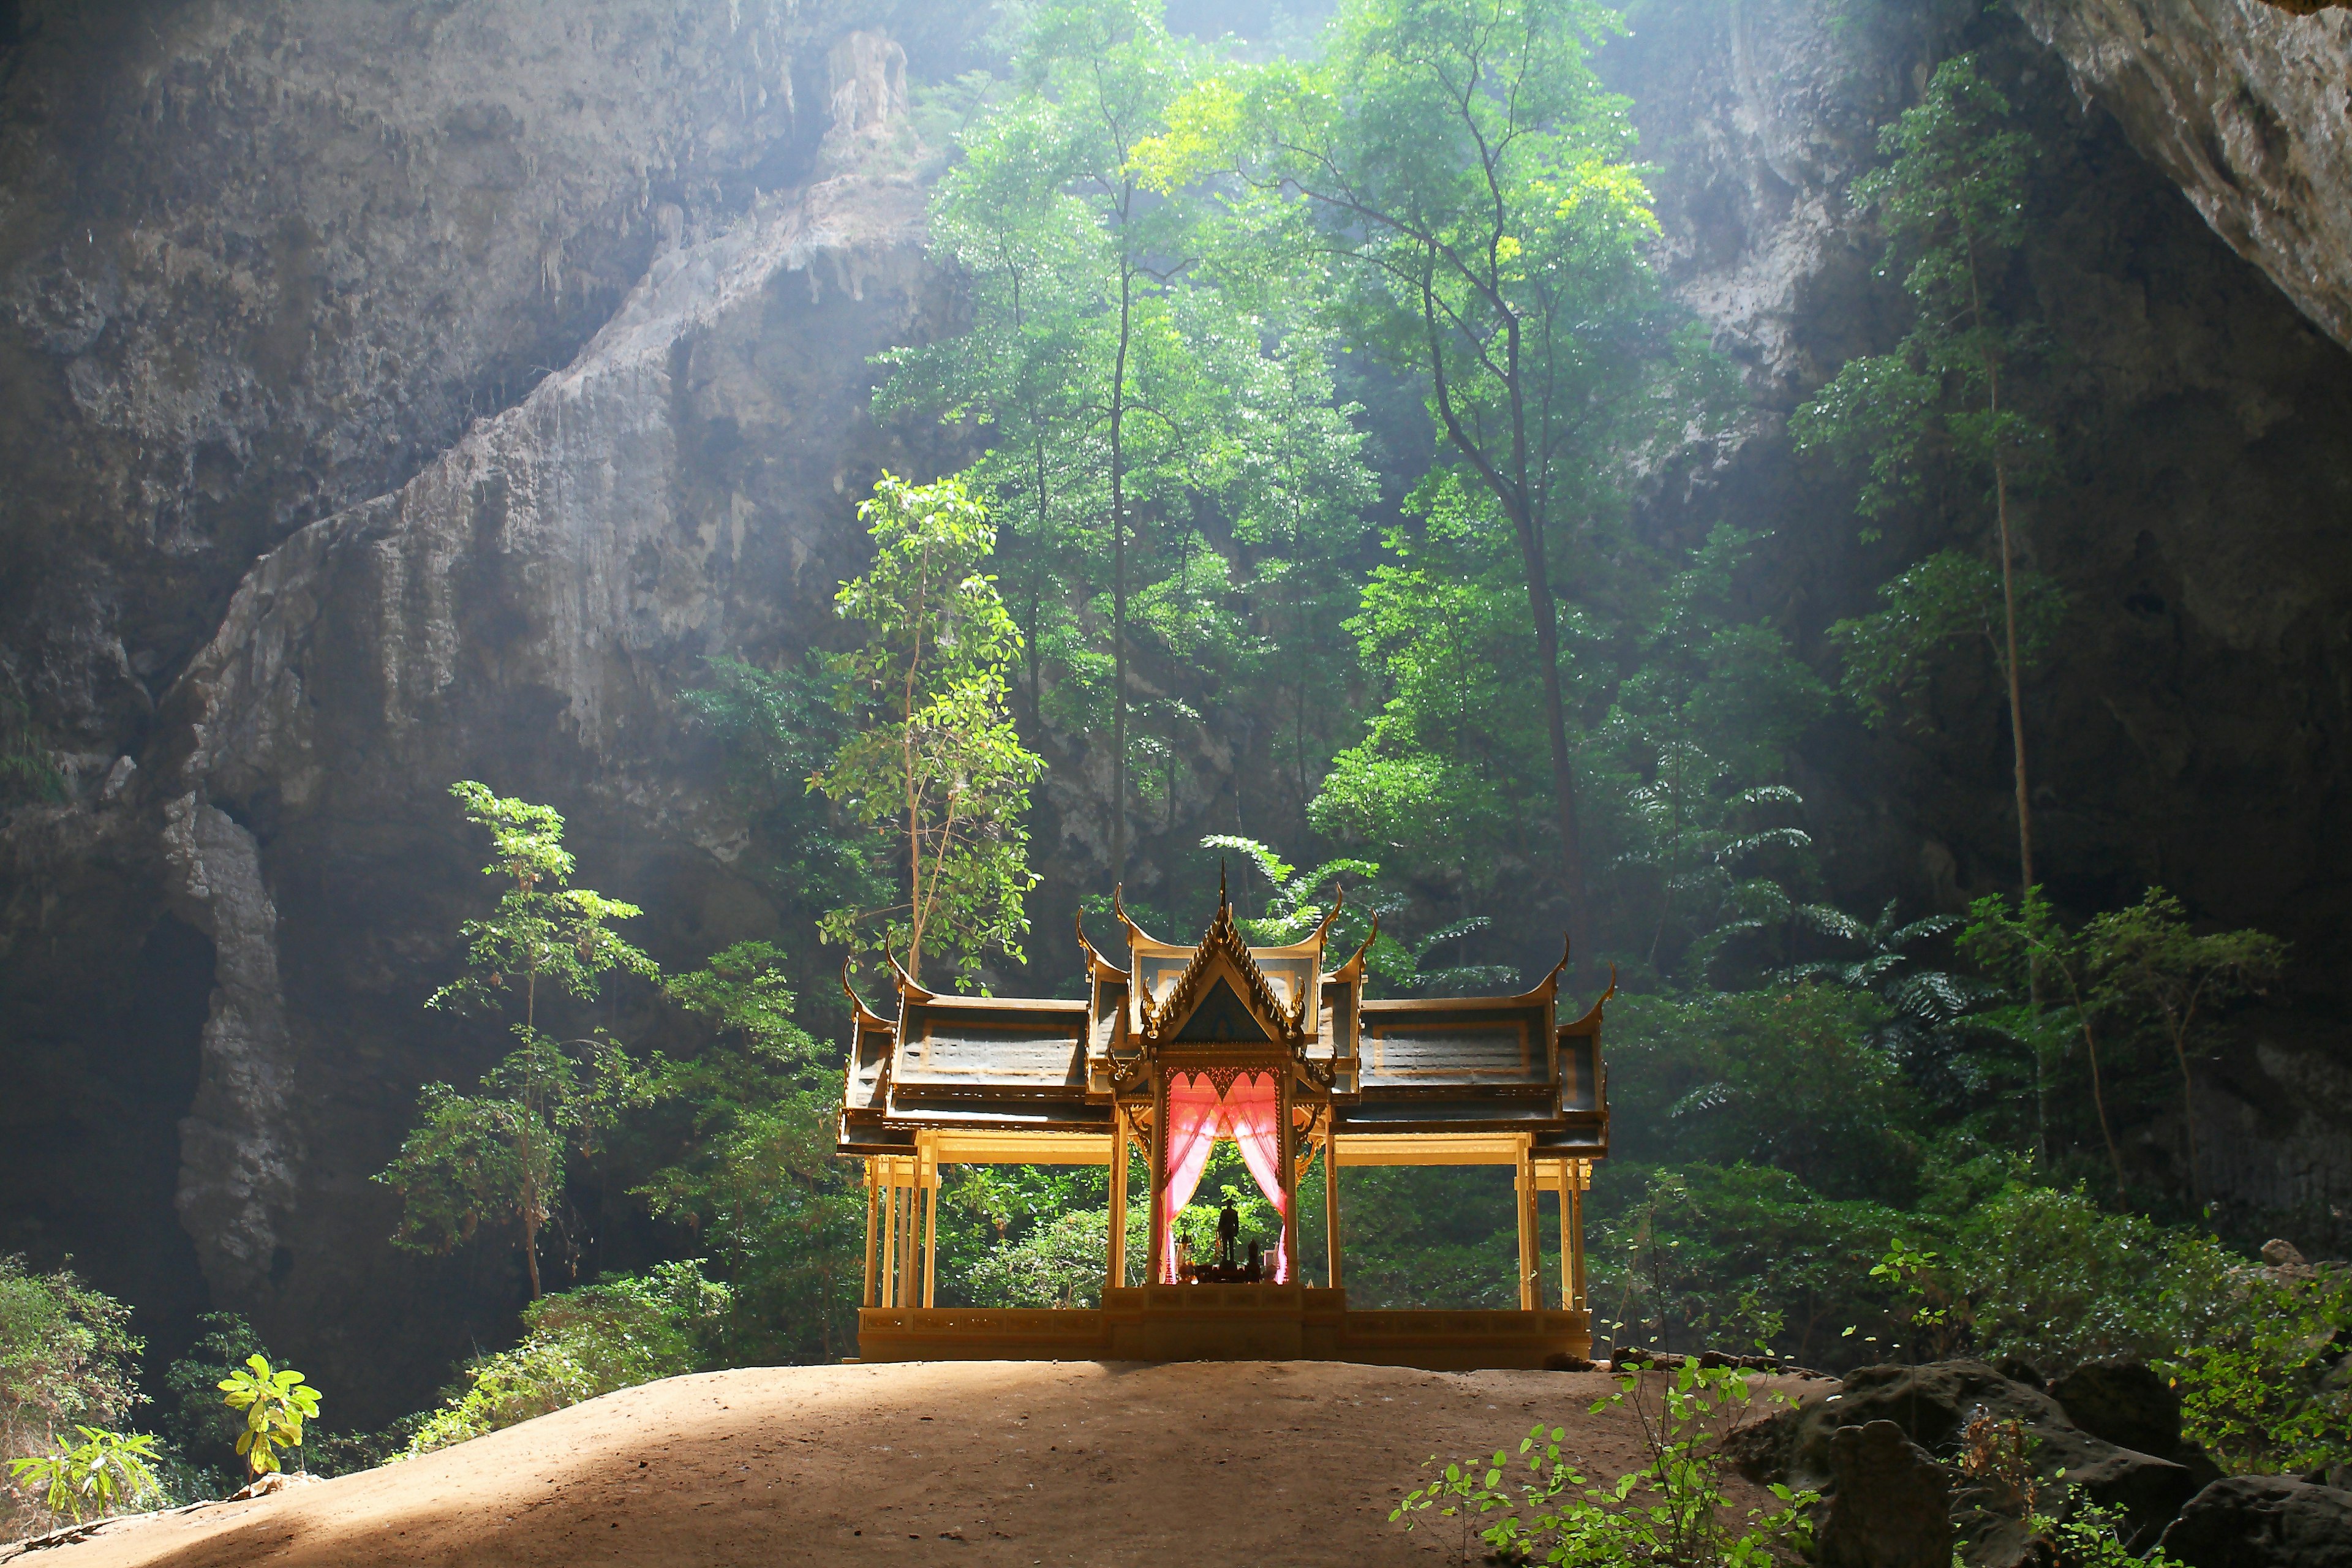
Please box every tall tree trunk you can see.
[1109,262,1133,887]
[522,1206,543,1299]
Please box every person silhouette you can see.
[1217,1197,1240,1267]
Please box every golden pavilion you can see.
[835,881,1610,1368]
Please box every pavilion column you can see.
[901,1159,920,1306]
[1106,1105,1129,1294]
[1323,1127,1342,1292]
[1569,1160,1588,1312]
[922,1141,940,1310]
[1146,1071,1170,1284]
[1514,1139,1537,1312]
[880,1163,899,1308]
[862,1159,880,1309]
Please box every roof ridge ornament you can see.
[1113,882,1166,948]
[1561,963,1619,1035]
[1505,934,1574,1006]
[1076,913,1127,982]
[886,949,937,1003]
[840,960,895,1031]
[1328,912,1381,983]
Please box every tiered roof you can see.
[836,884,1610,1158]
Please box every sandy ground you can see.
[13,1361,1803,1567]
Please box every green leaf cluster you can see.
[6,1427,161,1524]
[216,1355,319,1479]
[813,472,1045,987]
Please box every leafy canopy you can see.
[814,473,1044,987]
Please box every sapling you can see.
[6,1427,161,1523]
[217,1354,320,1479]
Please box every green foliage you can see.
[0,1257,143,1450]
[6,1428,162,1525]
[217,1355,320,1479]
[0,681,66,808]
[813,472,1044,988]
[965,1207,1133,1308]
[1158,0,1713,941]
[1830,550,2066,726]
[1926,1178,2243,1368]
[1204,833,1515,995]
[635,946,864,1363]
[880,0,1374,869]
[1606,986,1919,1202]
[2168,1262,2352,1477]
[1792,53,2042,522]
[1962,888,2288,1206]
[399,1262,729,1458]
[377,783,662,1297]
[1392,1364,1813,1567]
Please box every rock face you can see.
[0,1,954,1422]
[1817,1420,1955,1568]
[2013,0,2352,352]
[2159,1476,2352,1568]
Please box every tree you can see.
[375,782,660,1298]
[2085,891,2286,1211]
[1793,55,2056,897]
[1147,0,1673,978]
[1959,887,2282,1208]
[635,943,865,1363]
[216,1355,320,1479]
[879,0,1371,869]
[813,473,1044,987]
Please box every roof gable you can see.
[1172,974,1274,1044]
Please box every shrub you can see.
[0,1257,145,1539]
[399,1262,728,1457]
[1940,1183,2241,1368]
[6,1428,162,1526]
[1393,1363,1813,1567]
[2167,1261,2352,1476]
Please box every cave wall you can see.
[2,0,2352,1421]
[1610,0,2352,1228]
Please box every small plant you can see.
[1955,1407,2040,1518]
[1392,1362,1813,1567]
[6,1427,162,1522]
[2029,1501,2182,1567]
[217,1355,320,1478]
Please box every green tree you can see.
[813,473,1044,987]
[880,0,1372,865]
[216,1355,319,1479]
[1148,0,1677,976]
[1963,888,2287,1208]
[635,943,865,1363]
[2084,891,2286,1210]
[1793,55,2057,895]
[375,782,660,1298]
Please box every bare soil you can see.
[17,1360,1801,1567]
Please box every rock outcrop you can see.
[2013,0,2352,352]
[2159,1476,2352,1568]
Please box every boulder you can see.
[2158,1476,2352,1568]
[1816,1420,1954,1568]
[1733,1361,2206,1559]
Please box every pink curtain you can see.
[1157,1076,1223,1282]
[1222,1074,1291,1284]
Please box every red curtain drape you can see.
[1156,1072,1290,1284]
[1221,1074,1289,1284]
[1157,1076,1223,1282]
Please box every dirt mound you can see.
[15,1360,1803,1567]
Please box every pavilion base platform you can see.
[855,1286,1592,1370]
